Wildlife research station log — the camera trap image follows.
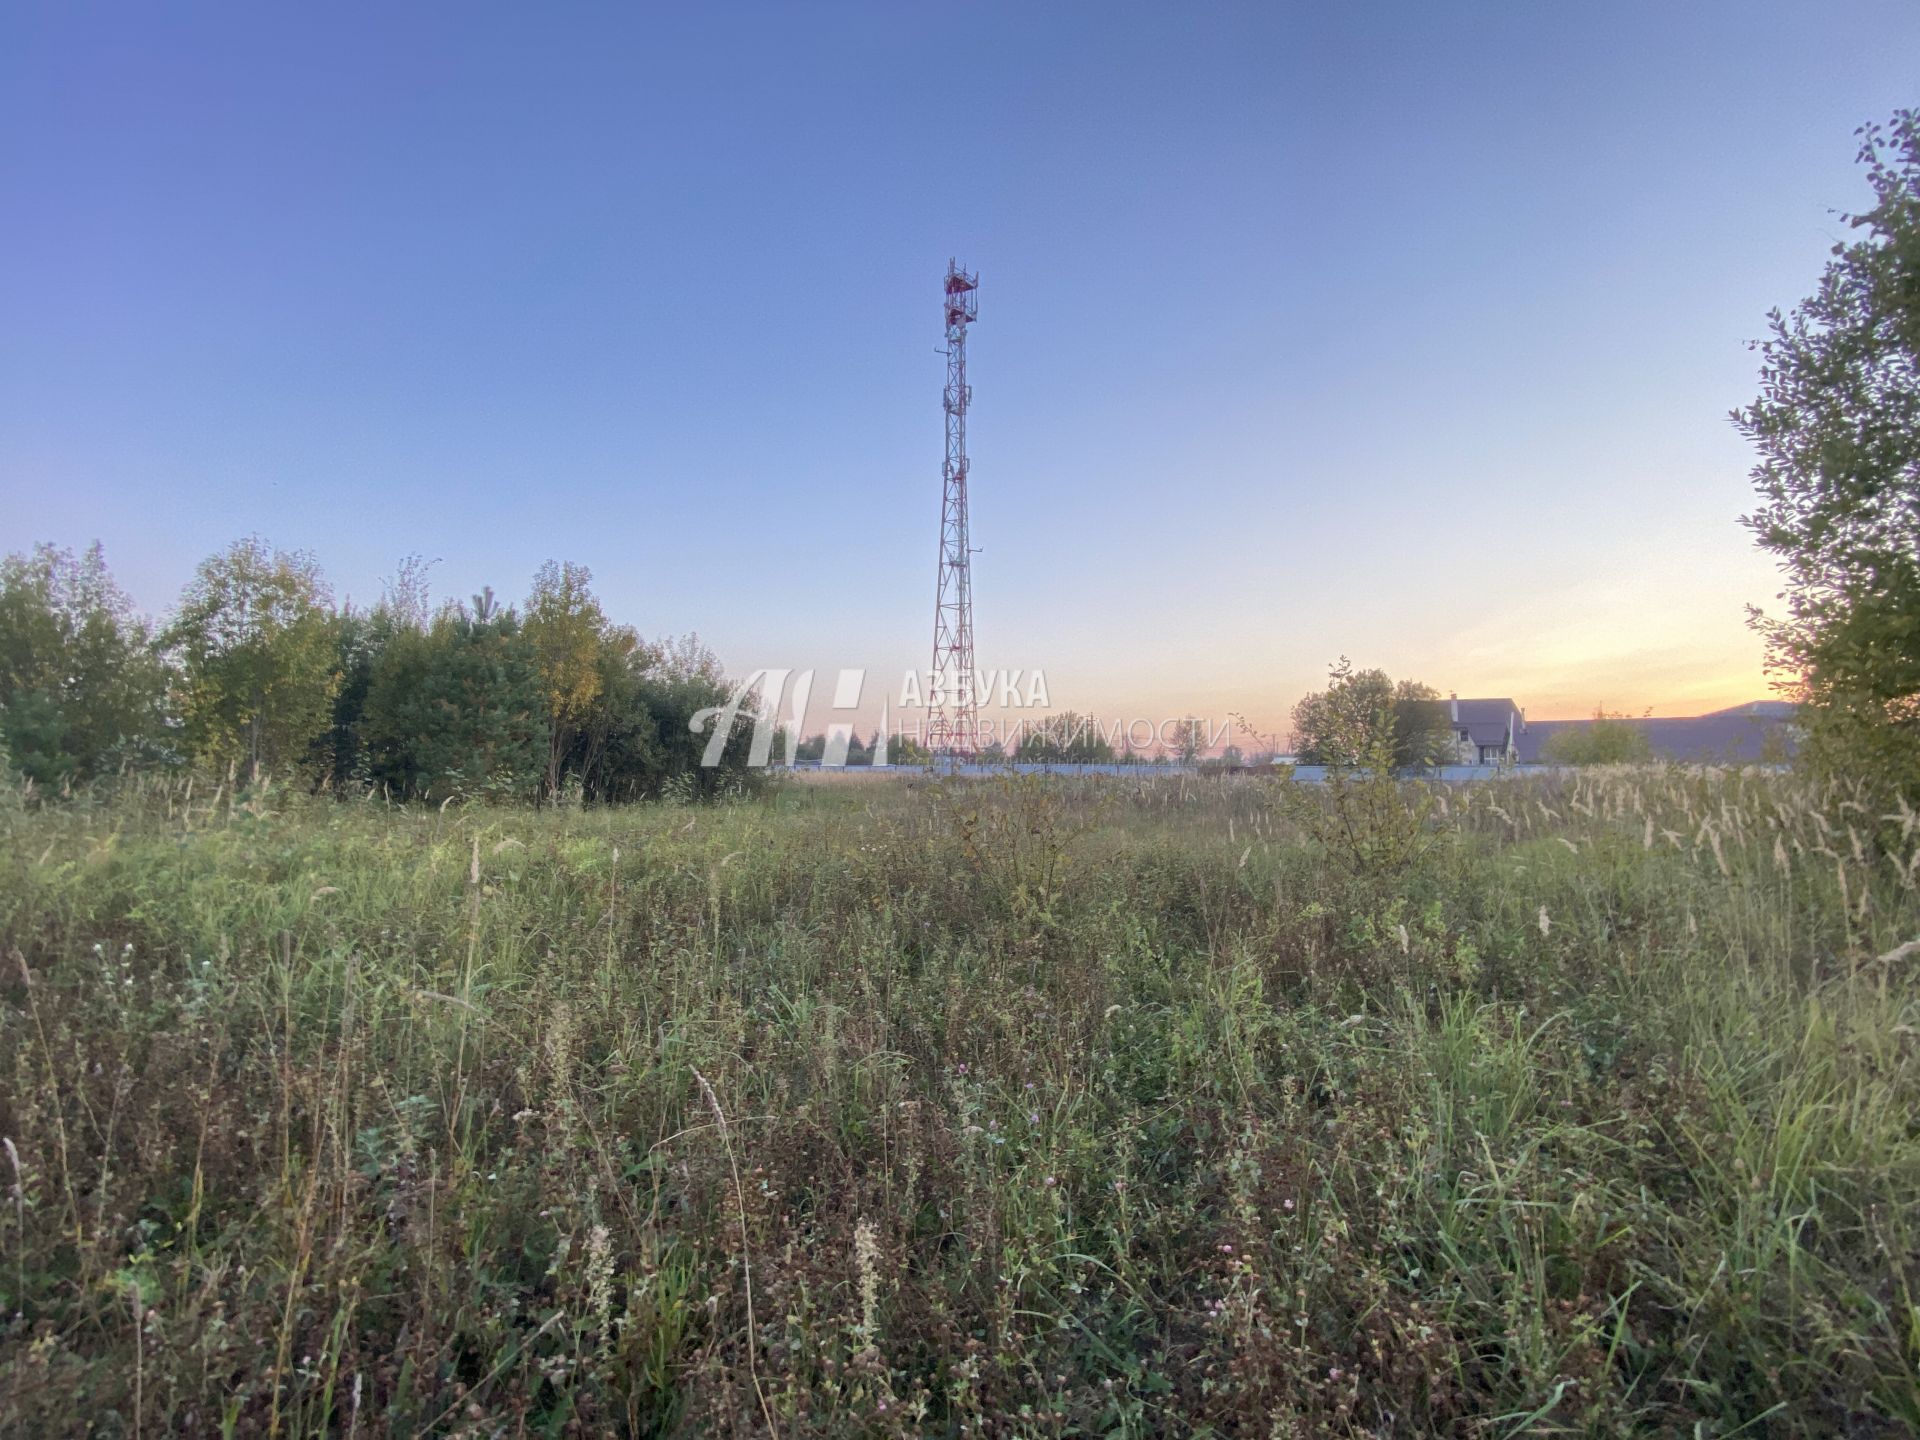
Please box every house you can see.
[1429,697,1796,767]
[1447,696,1524,766]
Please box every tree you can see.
[1739,110,1920,786]
[568,621,656,797]
[380,553,438,630]
[314,604,404,792]
[1165,716,1209,765]
[162,539,336,781]
[1294,665,1390,766]
[1291,662,1451,769]
[1390,683,1454,770]
[0,542,169,786]
[888,732,931,765]
[361,604,545,802]
[1541,709,1655,766]
[1280,664,1441,875]
[1015,711,1116,763]
[614,635,762,799]
[522,560,612,803]
[789,725,931,766]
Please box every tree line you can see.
[785,713,1230,767]
[0,539,760,802]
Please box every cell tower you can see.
[929,258,981,756]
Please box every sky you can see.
[4,2,1917,743]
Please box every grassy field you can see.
[1,768,1917,1437]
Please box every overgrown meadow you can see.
[2,768,1917,1437]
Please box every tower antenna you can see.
[929,258,981,757]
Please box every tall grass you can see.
[0,766,1915,1435]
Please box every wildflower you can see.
[1283,1198,1295,1212]
[584,1224,614,1338]
[1043,1174,1056,1187]
[1219,1243,1233,1253]
[854,1217,883,1343]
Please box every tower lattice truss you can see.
[929,259,980,755]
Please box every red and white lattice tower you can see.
[929,259,981,756]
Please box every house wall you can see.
[1454,724,1517,765]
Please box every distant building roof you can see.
[1517,711,1795,764]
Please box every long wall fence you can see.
[785,761,1548,782]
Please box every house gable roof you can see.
[1451,698,1521,748]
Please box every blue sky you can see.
[4,2,1916,735]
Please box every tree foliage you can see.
[161,538,337,781]
[1291,661,1453,770]
[1739,110,1920,786]
[0,543,169,786]
[1541,709,1655,766]
[360,605,546,802]
[1280,666,1441,875]
[606,635,761,800]
[523,560,617,802]
[1015,711,1116,763]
